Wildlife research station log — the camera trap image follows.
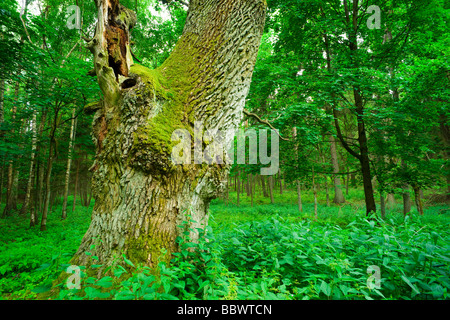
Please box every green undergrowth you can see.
[0,190,449,300]
[0,200,93,299]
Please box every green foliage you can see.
[0,202,92,299]
[3,190,447,300]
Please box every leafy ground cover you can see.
[0,191,449,300]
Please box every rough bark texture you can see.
[71,0,266,274]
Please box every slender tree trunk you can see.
[261,175,268,197]
[401,160,411,216]
[11,168,19,211]
[386,193,395,209]
[62,109,77,220]
[312,166,318,220]
[278,169,283,195]
[20,110,38,216]
[323,32,345,205]
[29,150,39,227]
[325,175,330,207]
[72,158,80,212]
[246,175,250,196]
[40,110,58,231]
[37,158,44,213]
[355,92,376,215]
[237,169,240,206]
[297,180,303,212]
[249,174,253,207]
[345,170,349,195]
[40,135,56,231]
[268,175,274,204]
[413,186,424,216]
[225,176,229,206]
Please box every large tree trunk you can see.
[70,0,266,273]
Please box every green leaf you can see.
[320,281,332,297]
[96,276,113,288]
[123,254,135,268]
[401,275,420,295]
[32,285,52,294]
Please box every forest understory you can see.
[1,185,449,300]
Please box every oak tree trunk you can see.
[71,0,266,273]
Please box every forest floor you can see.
[0,187,449,300]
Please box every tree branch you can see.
[243,109,289,141]
[333,107,361,160]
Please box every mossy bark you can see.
[70,0,266,276]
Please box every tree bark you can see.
[71,0,266,273]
